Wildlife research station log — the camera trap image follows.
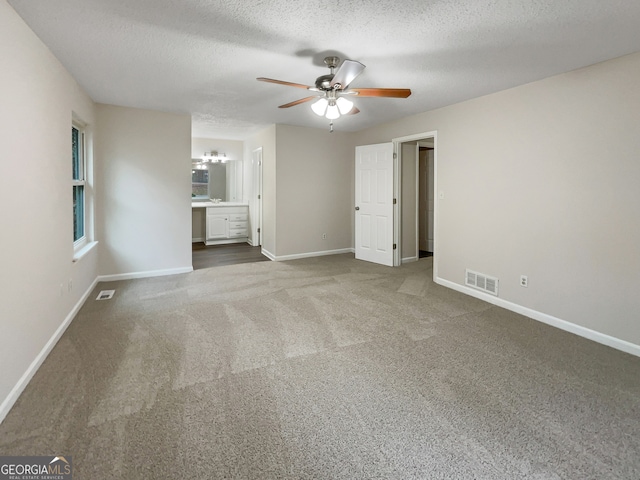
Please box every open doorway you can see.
[393,132,436,268]
[418,141,434,259]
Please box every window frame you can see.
[72,122,87,249]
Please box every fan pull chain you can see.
[329,121,334,133]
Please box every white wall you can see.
[274,125,353,258]
[0,0,98,419]
[191,137,244,163]
[96,104,192,277]
[354,52,640,349]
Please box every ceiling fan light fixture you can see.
[258,55,411,132]
[336,96,354,115]
[326,102,340,120]
[311,97,328,116]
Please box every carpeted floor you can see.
[1,254,639,479]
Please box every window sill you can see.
[73,241,98,263]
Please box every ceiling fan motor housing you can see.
[315,56,342,90]
[315,74,335,90]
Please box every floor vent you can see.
[96,290,115,300]
[465,269,499,296]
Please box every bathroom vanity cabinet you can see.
[204,205,249,245]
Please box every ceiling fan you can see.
[257,56,411,131]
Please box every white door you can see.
[355,143,394,266]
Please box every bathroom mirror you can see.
[191,160,242,202]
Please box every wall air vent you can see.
[465,269,499,296]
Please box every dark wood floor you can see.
[192,242,270,270]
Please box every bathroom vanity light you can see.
[201,151,229,163]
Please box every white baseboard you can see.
[261,248,276,261]
[98,266,193,282]
[0,277,100,425]
[191,237,205,243]
[402,256,419,264]
[269,248,353,262]
[435,276,640,358]
[205,238,248,246]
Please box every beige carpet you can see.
[1,254,639,479]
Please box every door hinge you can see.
[257,228,261,233]
[393,198,397,204]
[393,243,397,250]
[258,194,261,199]
[393,152,397,159]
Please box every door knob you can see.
[355,206,360,211]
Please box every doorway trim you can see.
[392,131,438,276]
[251,147,263,247]
[417,141,434,256]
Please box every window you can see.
[72,124,85,243]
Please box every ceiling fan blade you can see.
[278,96,317,108]
[350,88,412,98]
[330,60,365,89]
[257,77,312,89]
[345,106,360,115]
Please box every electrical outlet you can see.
[520,275,528,287]
[322,233,327,240]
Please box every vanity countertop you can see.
[192,201,248,208]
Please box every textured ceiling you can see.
[8,0,640,139]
